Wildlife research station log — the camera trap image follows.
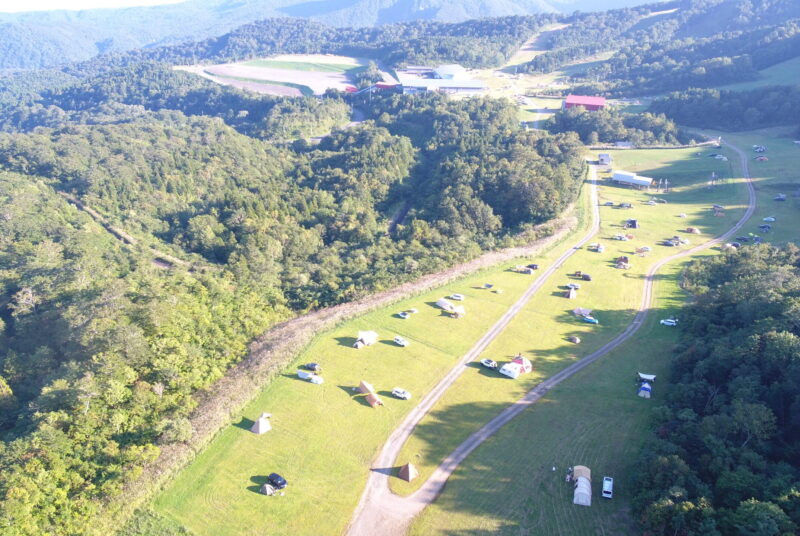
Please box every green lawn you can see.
[717,55,800,92]
[152,183,595,535]
[241,59,359,73]
[390,147,747,496]
[408,257,692,535]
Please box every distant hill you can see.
[0,0,661,69]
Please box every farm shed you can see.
[354,331,378,349]
[612,171,654,189]
[564,95,606,111]
[573,465,592,506]
[398,463,419,482]
[250,413,272,435]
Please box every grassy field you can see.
[717,55,800,92]
[241,59,358,73]
[408,257,693,535]
[152,183,596,535]
[204,71,314,96]
[704,127,800,244]
[390,147,748,499]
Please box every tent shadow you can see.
[338,385,372,407]
[281,373,309,382]
[233,417,255,431]
[371,466,402,476]
[247,475,269,495]
[425,301,451,316]
[334,336,357,347]
[379,339,399,347]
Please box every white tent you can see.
[354,330,378,348]
[451,305,466,318]
[250,412,272,435]
[436,298,455,312]
[573,465,592,506]
[612,170,654,188]
[638,382,652,399]
[638,372,656,382]
[499,362,524,379]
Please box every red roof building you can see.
[564,95,607,111]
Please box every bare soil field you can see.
[175,65,303,96]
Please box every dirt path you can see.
[346,144,756,536]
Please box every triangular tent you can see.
[365,393,383,408]
[358,381,376,395]
[398,463,419,482]
[250,413,272,434]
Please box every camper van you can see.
[602,476,614,498]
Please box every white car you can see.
[639,246,652,252]
[645,200,656,206]
[392,388,412,400]
[567,283,581,289]
[398,311,410,319]
[660,318,678,326]
[763,216,776,222]
[394,336,409,347]
[602,477,614,499]
[480,358,498,369]
[450,293,465,301]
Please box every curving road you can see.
[347,143,755,536]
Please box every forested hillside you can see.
[0,0,653,69]
[0,59,587,533]
[632,245,800,535]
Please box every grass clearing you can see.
[717,55,800,92]
[390,147,748,498]
[152,184,595,535]
[241,59,359,73]
[204,71,314,96]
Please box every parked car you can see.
[583,316,599,324]
[394,336,409,347]
[450,293,465,301]
[645,200,656,206]
[660,318,678,326]
[763,216,776,222]
[581,274,592,281]
[620,202,633,208]
[526,263,539,270]
[398,311,410,319]
[603,201,614,206]
[392,387,412,400]
[268,473,288,490]
[567,283,581,289]
[480,358,498,369]
[602,477,614,499]
[736,236,750,242]
[304,363,322,372]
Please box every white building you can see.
[612,170,653,188]
[434,64,468,80]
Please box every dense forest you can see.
[547,106,692,145]
[0,77,587,534]
[649,86,800,131]
[632,245,800,535]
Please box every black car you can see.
[304,363,322,372]
[735,236,750,242]
[268,473,288,489]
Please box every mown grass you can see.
[408,257,693,535]
[390,147,747,497]
[152,184,595,535]
[717,55,800,92]
[241,59,359,72]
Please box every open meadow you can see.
[390,146,748,499]
[152,184,595,535]
[717,55,800,92]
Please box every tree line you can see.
[632,244,800,535]
[547,106,692,146]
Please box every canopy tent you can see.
[259,483,276,496]
[638,373,656,382]
[250,412,272,435]
[499,357,532,379]
[358,380,376,395]
[573,465,592,506]
[354,330,378,349]
[637,382,652,399]
[436,298,455,312]
[398,463,419,482]
[566,288,577,299]
[451,305,466,318]
[365,393,383,408]
[573,307,593,317]
[512,356,533,373]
